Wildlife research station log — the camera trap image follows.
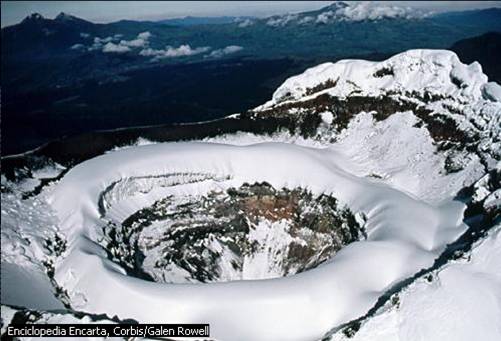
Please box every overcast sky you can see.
[2,1,501,27]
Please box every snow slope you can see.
[329,224,501,341]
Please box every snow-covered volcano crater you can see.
[23,141,465,341]
[2,50,500,341]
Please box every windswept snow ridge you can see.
[263,50,487,104]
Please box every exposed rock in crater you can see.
[102,182,366,283]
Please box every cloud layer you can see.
[208,45,244,58]
[71,31,243,60]
[263,1,427,27]
[335,2,419,22]
[71,32,150,53]
[102,42,131,53]
[139,44,210,59]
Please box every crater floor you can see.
[102,182,366,283]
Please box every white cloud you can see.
[70,43,85,50]
[337,2,411,21]
[298,2,430,25]
[94,36,114,44]
[237,19,254,28]
[137,31,151,40]
[140,48,170,57]
[102,42,131,53]
[120,38,146,47]
[138,48,160,57]
[161,45,210,57]
[76,31,152,53]
[316,2,426,23]
[86,35,115,50]
[266,13,298,27]
[316,11,334,24]
[298,16,314,25]
[209,45,243,58]
[117,31,151,48]
[140,44,242,61]
[140,44,210,60]
[80,32,90,38]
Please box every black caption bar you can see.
[5,324,210,338]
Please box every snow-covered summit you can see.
[251,49,500,202]
[53,12,92,25]
[21,13,45,23]
[17,11,91,29]
[54,12,80,22]
[334,1,420,22]
[322,2,350,10]
[315,1,421,24]
[265,49,491,106]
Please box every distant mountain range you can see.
[1,2,501,154]
[3,3,501,65]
